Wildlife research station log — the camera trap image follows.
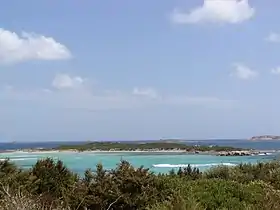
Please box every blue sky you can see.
[0,0,279,141]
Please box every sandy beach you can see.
[1,148,278,156]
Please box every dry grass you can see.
[0,185,70,210]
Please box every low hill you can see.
[250,135,280,141]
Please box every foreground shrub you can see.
[204,161,280,189]
[148,193,205,210]
[0,159,32,198]
[73,161,172,210]
[150,179,280,210]
[1,158,280,209]
[30,158,78,207]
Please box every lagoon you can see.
[0,151,278,175]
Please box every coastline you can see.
[0,148,278,156]
[0,141,268,157]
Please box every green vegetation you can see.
[1,158,280,209]
[56,141,244,152]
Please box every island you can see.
[47,141,258,156]
[250,135,280,141]
[56,142,237,151]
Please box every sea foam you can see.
[152,163,236,168]
[258,153,272,156]
[0,158,38,161]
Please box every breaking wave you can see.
[258,153,272,156]
[152,163,237,168]
[0,158,38,161]
[1,155,41,158]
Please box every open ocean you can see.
[0,139,280,175]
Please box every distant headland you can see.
[250,135,280,141]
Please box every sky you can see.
[0,0,279,142]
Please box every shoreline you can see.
[0,149,279,156]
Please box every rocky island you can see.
[250,135,280,141]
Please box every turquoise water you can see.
[0,151,278,175]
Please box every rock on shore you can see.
[250,135,280,140]
[217,150,259,156]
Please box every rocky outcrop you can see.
[217,150,259,156]
[250,135,280,141]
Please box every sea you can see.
[0,139,280,175]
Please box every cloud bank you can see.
[0,74,237,112]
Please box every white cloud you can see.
[266,33,280,43]
[52,74,85,90]
[231,64,258,80]
[132,87,159,98]
[271,67,280,75]
[0,28,71,64]
[171,0,255,24]
[0,74,237,111]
